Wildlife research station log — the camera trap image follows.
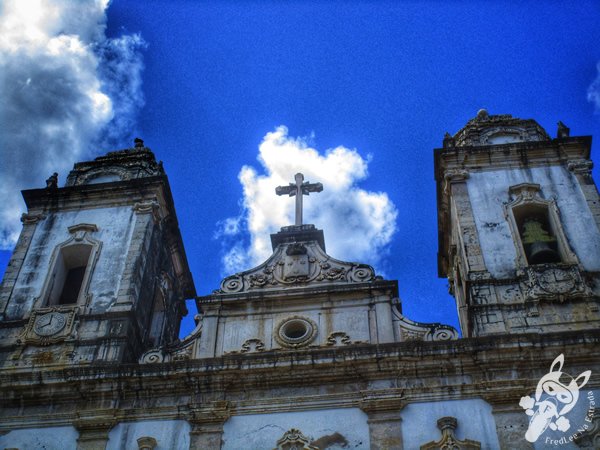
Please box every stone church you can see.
[0,112,599,449]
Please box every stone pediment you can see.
[65,139,164,186]
[447,110,550,147]
[216,226,378,294]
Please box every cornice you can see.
[197,279,399,306]
[434,136,592,181]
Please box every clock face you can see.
[33,312,67,336]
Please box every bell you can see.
[528,240,561,265]
[521,218,561,264]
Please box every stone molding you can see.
[359,389,405,414]
[189,401,232,425]
[20,213,46,224]
[567,159,594,175]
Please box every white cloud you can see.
[0,0,145,248]
[219,126,397,275]
[589,61,600,112]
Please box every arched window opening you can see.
[513,205,561,265]
[46,244,93,306]
[147,289,166,346]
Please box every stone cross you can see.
[276,173,323,226]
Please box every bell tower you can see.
[435,111,600,337]
[0,140,195,367]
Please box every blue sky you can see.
[1,1,600,337]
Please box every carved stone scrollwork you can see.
[326,331,351,346]
[420,416,481,450]
[347,264,376,282]
[522,264,592,302]
[139,349,168,364]
[216,241,377,294]
[240,338,265,353]
[219,274,245,293]
[140,315,202,363]
[273,429,318,450]
[396,314,458,342]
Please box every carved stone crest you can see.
[282,243,311,280]
[273,429,317,450]
[523,264,591,301]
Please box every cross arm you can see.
[302,182,323,194]
[275,184,296,196]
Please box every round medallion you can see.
[33,312,67,336]
[275,316,317,348]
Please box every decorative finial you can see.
[134,137,144,148]
[476,109,489,120]
[557,121,570,139]
[443,132,455,148]
[275,173,323,226]
[45,172,58,189]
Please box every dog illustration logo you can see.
[519,354,591,443]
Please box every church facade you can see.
[0,113,599,449]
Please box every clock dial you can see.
[33,312,67,336]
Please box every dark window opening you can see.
[59,266,86,304]
[46,244,93,306]
[514,206,562,265]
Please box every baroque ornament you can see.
[273,429,318,450]
[217,241,376,294]
[396,312,458,342]
[522,264,591,301]
[420,416,481,450]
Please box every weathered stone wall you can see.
[0,426,78,450]
[222,409,369,449]
[3,206,134,319]
[401,399,499,449]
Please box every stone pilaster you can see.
[74,412,116,450]
[112,204,156,311]
[483,394,533,450]
[568,159,600,234]
[445,170,486,273]
[360,390,404,450]
[0,213,43,319]
[188,401,231,450]
[196,305,220,358]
